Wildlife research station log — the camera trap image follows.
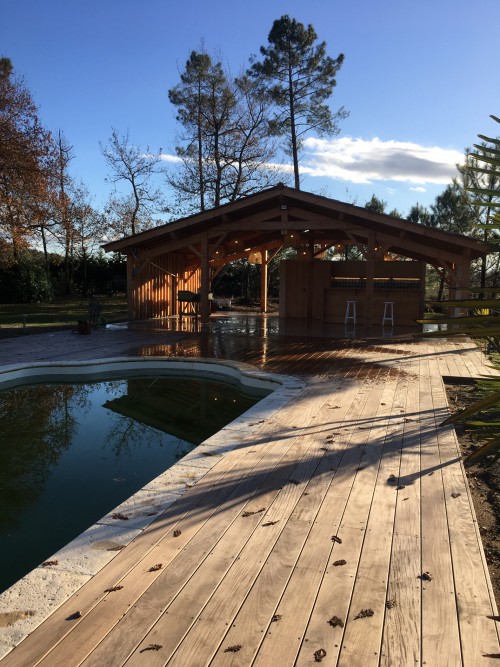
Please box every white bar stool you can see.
[382,301,395,326]
[345,300,357,325]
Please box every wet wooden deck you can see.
[1,317,499,665]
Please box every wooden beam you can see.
[365,232,375,327]
[261,249,268,313]
[200,233,210,323]
[185,239,284,271]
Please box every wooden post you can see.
[126,254,135,321]
[261,249,268,313]
[449,254,470,318]
[200,233,210,323]
[365,232,375,327]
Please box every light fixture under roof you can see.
[283,232,301,249]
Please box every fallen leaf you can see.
[242,508,265,517]
[328,616,344,628]
[66,611,82,620]
[139,644,162,653]
[314,648,327,662]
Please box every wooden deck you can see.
[0,319,499,665]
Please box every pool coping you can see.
[0,357,305,657]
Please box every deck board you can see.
[0,323,499,666]
[380,355,422,666]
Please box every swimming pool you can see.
[0,360,272,593]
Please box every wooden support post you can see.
[261,249,268,313]
[365,232,375,327]
[127,253,139,321]
[448,254,470,318]
[200,233,210,323]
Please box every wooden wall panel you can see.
[127,251,201,320]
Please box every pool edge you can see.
[0,357,304,658]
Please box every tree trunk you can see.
[288,61,300,190]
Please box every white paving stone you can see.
[42,523,143,577]
[0,569,91,659]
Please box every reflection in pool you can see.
[0,374,266,593]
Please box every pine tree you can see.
[168,51,277,214]
[249,15,347,189]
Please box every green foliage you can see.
[407,203,432,226]
[441,377,500,467]
[364,194,386,214]
[211,259,261,301]
[0,252,54,303]
[424,116,500,466]
[430,180,478,235]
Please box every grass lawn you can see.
[0,296,128,334]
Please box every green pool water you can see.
[0,374,266,593]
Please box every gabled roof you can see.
[103,184,492,264]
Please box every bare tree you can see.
[101,129,166,236]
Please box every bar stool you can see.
[382,301,395,326]
[345,300,357,325]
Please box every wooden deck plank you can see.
[293,371,407,667]
[121,399,339,666]
[6,392,320,667]
[76,386,335,667]
[380,353,422,667]
[427,361,500,664]
[259,372,398,666]
[419,356,462,666]
[334,370,411,667]
[208,378,377,667]
[165,443,341,667]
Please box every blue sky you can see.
[2,0,499,218]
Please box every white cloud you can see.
[410,186,427,192]
[160,154,183,164]
[301,137,463,186]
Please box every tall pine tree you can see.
[249,15,347,189]
[168,51,277,214]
